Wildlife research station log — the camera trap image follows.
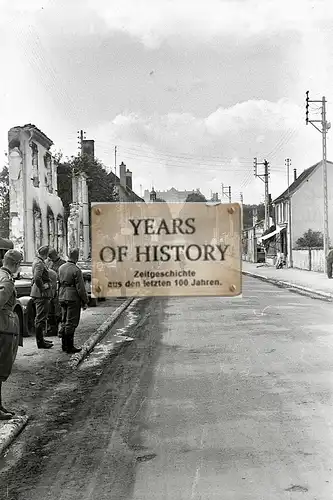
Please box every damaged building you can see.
[8,124,65,263]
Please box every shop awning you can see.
[258,225,284,242]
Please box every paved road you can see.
[2,278,333,499]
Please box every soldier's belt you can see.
[0,331,19,337]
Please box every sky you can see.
[1,0,333,203]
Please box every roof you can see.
[274,160,333,203]
[107,171,144,203]
[9,124,54,150]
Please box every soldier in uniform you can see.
[58,248,89,354]
[30,245,53,349]
[47,248,66,274]
[46,267,59,336]
[46,249,66,336]
[0,249,23,419]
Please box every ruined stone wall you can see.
[8,125,65,263]
[68,172,90,260]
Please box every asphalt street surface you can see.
[1,277,333,499]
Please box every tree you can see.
[57,154,119,246]
[296,229,324,271]
[296,229,323,249]
[185,191,207,203]
[0,166,10,239]
[242,203,265,229]
[57,154,119,218]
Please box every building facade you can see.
[273,160,333,267]
[8,124,65,263]
[143,187,204,203]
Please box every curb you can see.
[0,415,29,456]
[68,297,135,369]
[243,271,333,302]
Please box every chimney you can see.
[82,139,95,160]
[252,207,258,227]
[294,168,297,181]
[119,161,126,187]
[125,169,132,190]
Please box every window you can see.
[30,142,39,187]
[33,205,42,252]
[57,216,64,254]
[47,213,55,248]
[44,153,53,193]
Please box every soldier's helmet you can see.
[38,245,49,258]
[3,249,23,267]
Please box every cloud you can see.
[85,0,331,48]
[90,97,310,202]
[3,0,330,48]
[98,98,302,154]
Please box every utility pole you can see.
[285,158,292,268]
[306,91,331,270]
[77,130,86,156]
[222,183,232,203]
[240,192,244,231]
[114,145,117,178]
[254,157,270,231]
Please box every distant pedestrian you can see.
[31,245,53,349]
[46,249,65,336]
[0,249,23,419]
[58,248,89,354]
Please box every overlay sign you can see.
[91,202,242,298]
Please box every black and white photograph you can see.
[1,0,333,498]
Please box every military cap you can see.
[48,248,58,260]
[38,245,49,255]
[3,249,23,264]
[68,247,80,261]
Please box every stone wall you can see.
[68,172,90,260]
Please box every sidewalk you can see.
[0,298,129,454]
[242,261,333,300]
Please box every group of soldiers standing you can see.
[0,245,89,420]
[31,245,89,352]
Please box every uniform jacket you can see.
[48,269,58,298]
[0,267,22,346]
[48,257,66,275]
[58,261,89,304]
[31,256,52,299]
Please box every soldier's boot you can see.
[36,325,53,349]
[0,384,15,416]
[0,409,13,420]
[66,334,82,354]
[58,323,65,338]
[61,335,68,352]
[47,322,58,336]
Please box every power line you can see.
[254,157,270,231]
[306,91,331,271]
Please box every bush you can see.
[296,229,323,249]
